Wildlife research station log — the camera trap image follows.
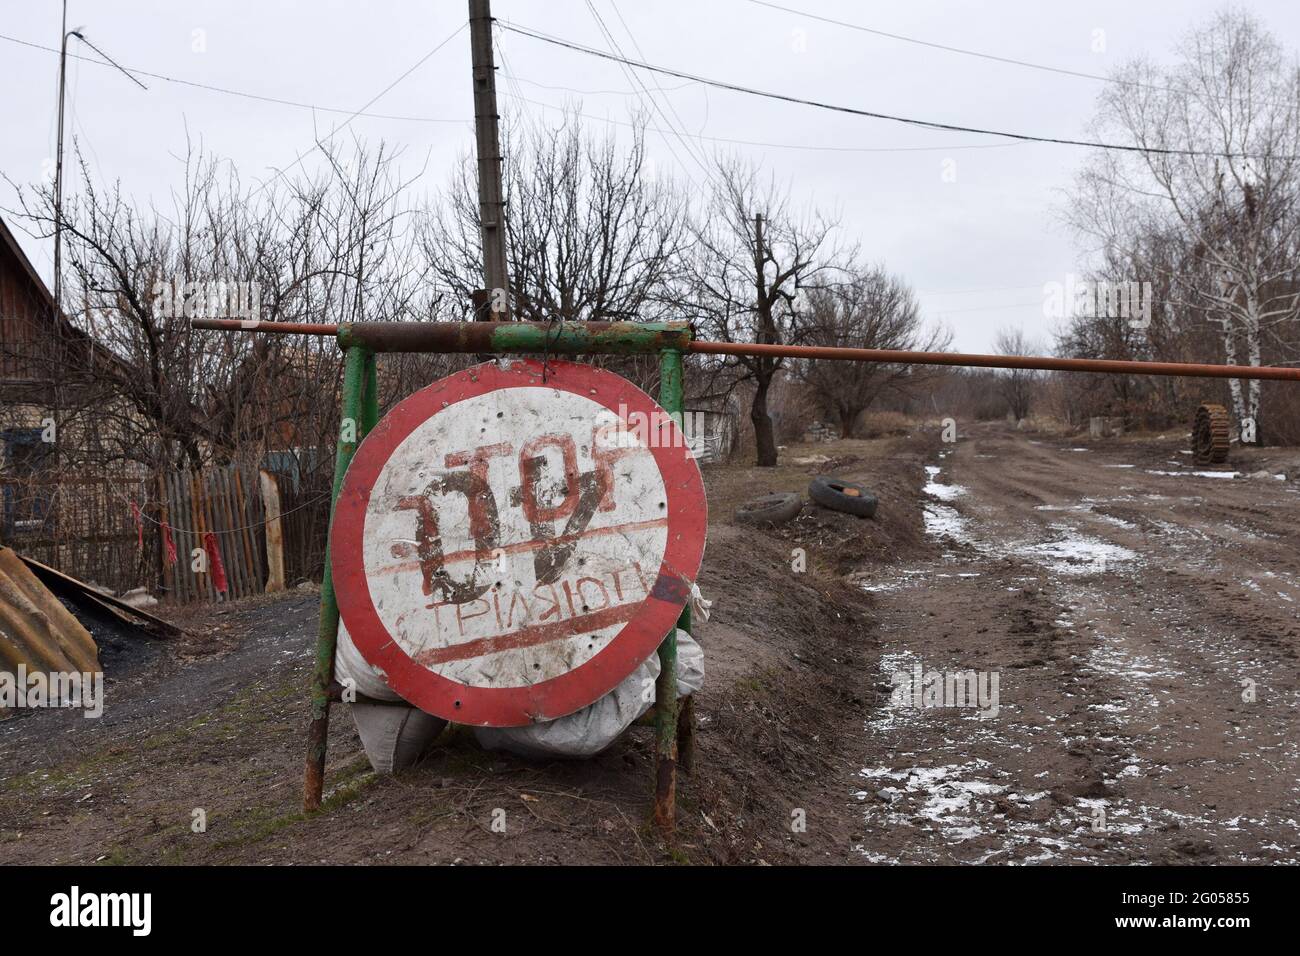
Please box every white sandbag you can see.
[335,619,401,701]
[676,629,705,696]
[474,629,705,760]
[337,620,449,773]
[351,702,448,774]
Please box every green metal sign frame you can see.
[303,321,696,835]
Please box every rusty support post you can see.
[653,348,687,833]
[677,692,695,775]
[303,344,370,812]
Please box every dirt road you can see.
[3,423,1297,865]
[855,424,1300,863]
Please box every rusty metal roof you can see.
[0,546,100,681]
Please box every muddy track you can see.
[855,424,1300,863]
[4,425,1296,865]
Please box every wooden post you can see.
[260,469,286,593]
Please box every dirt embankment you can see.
[0,434,934,865]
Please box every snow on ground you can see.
[1146,469,1240,479]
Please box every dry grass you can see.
[701,437,892,526]
[856,410,915,438]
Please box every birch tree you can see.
[1068,9,1300,440]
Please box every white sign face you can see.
[364,386,668,687]
[332,360,707,726]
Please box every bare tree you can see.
[793,265,950,437]
[995,326,1041,422]
[421,111,687,322]
[6,137,442,476]
[681,159,843,465]
[1066,8,1300,440]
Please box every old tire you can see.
[735,492,803,525]
[809,476,878,518]
[1193,403,1231,465]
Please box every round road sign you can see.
[331,358,707,727]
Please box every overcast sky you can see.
[3,0,1298,351]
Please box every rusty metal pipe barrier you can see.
[689,341,1300,381]
[190,318,692,355]
[191,319,1300,381]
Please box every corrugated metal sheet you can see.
[0,546,99,678]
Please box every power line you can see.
[251,23,466,196]
[502,86,1019,153]
[1,27,1026,157]
[499,20,1290,160]
[605,0,716,177]
[0,31,466,125]
[507,72,699,97]
[742,0,1185,94]
[580,0,713,187]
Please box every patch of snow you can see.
[1146,469,1240,479]
[1019,534,1138,575]
[923,503,969,542]
[924,464,968,502]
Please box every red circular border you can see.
[331,358,707,727]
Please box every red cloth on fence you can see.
[203,531,228,594]
[161,520,178,566]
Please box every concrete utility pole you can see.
[468,0,510,320]
[52,0,70,315]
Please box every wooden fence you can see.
[0,473,157,595]
[1,462,331,605]
[280,480,331,587]
[156,464,270,603]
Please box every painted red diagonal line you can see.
[375,516,669,576]
[412,601,642,666]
